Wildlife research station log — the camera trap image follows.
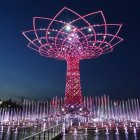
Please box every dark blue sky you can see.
[0,0,140,100]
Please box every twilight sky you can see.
[0,0,140,100]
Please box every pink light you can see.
[23,7,123,108]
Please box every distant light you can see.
[88,28,92,32]
[79,108,82,111]
[65,24,72,31]
[62,108,65,111]
[93,118,99,122]
[71,105,74,108]
[68,37,72,41]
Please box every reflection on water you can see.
[60,131,139,140]
[0,125,42,139]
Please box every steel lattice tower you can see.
[23,7,123,109]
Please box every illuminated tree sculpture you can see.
[23,7,123,109]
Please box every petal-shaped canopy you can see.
[23,7,123,60]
